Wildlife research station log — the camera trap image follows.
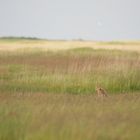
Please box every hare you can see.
[96,86,108,97]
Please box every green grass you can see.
[98,41,140,46]
[0,93,140,140]
[0,47,140,140]
[0,48,140,94]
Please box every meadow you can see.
[0,93,140,140]
[0,38,140,140]
[0,47,139,94]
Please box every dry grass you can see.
[0,39,140,51]
[0,48,139,94]
[0,93,140,140]
[0,39,140,139]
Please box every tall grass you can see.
[0,48,139,94]
[0,93,140,140]
[0,48,140,140]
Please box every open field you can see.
[0,38,140,139]
[0,48,140,94]
[0,38,140,51]
[0,93,140,140]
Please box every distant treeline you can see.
[0,37,140,45]
[0,36,42,40]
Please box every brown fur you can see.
[96,87,108,97]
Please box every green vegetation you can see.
[0,93,140,140]
[0,47,140,140]
[0,36,41,41]
[0,48,139,94]
[98,41,140,46]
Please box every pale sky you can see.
[0,0,140,41]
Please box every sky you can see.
[0,0,140,41]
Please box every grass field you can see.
[0,38,140,140]
[0,47,139,94]
[0,93,140,140]
[0,37,140,51]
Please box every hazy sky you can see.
[0,0,140,41]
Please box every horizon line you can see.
[0,36,140,42]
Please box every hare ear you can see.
[95,84,99,89]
